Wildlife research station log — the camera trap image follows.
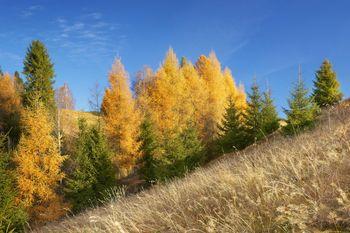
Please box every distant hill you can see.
[37,102,350,232]
[60,109,99,137]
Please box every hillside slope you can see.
[60,109,99,136]
[37,103,350,232]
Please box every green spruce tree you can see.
[0,134,27,232]
[66,119,115,212]
[158,123,204,180]
[182,124,205,171]
[245,81,264,143]
[217,98,247,153]
[261,90,280,135]
[312,59,342,107]
[23,40,56,111]
[138,116,158,185]
[284,68,319,135]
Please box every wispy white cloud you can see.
[56,17,67,24]
[62,22,85,32]
[21,5,43,18]
[47,13,125,62]
[84,12,102,20]
[227,40,249,57]
[1,9,125,64]
[92,22,108,28]
[221,15,267,62]
[260,63,299,79]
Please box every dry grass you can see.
[60,109,99,137]
[35,104,350,232]
[59,109,100,153]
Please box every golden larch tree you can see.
[0,73,22,146]
[15,102,67,224]
[102,58,141,176]
[180,59,208,138]
[195,52,246,141]
[195,52,227,141]
[0,73,21,118]
[134,66,155,114]
[223,67,238,99]
[144,48,189,137]
[235,83,248,111]
[223,67,247,110]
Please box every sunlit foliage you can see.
[15,102,67,224]
[102,59,141,176]
[0,73,22,147]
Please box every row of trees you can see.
[217,62,342,154]
[101,49,250,182]
[103,51,342,185]
[217,84,279,153]
[0,40,343,231]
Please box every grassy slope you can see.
[37,103,350,232]
[60,109,99,137]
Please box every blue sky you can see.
[0,0,349,114]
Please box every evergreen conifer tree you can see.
[66,119,115,212]
[217,98,247,153]
[181,124,205,171]
[245,81,264,142]
[284,69,319,135]
[158,123,204,180]
[261,90,279,135]
[312,60,342,107]
[138,116,158,184]
[23,40,56,111]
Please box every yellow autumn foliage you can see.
[106,49,247,173]
[223,67,247,110]
[181,59,209,138]
[135,49,247,143]
[144,48,190,137]
[0,73,21,132]
[134,66,155,114]
[102,59,141,176]
[0,73,21,115]
[15,103,67,224]
[236,83,248,111]
[195,52,245,141]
